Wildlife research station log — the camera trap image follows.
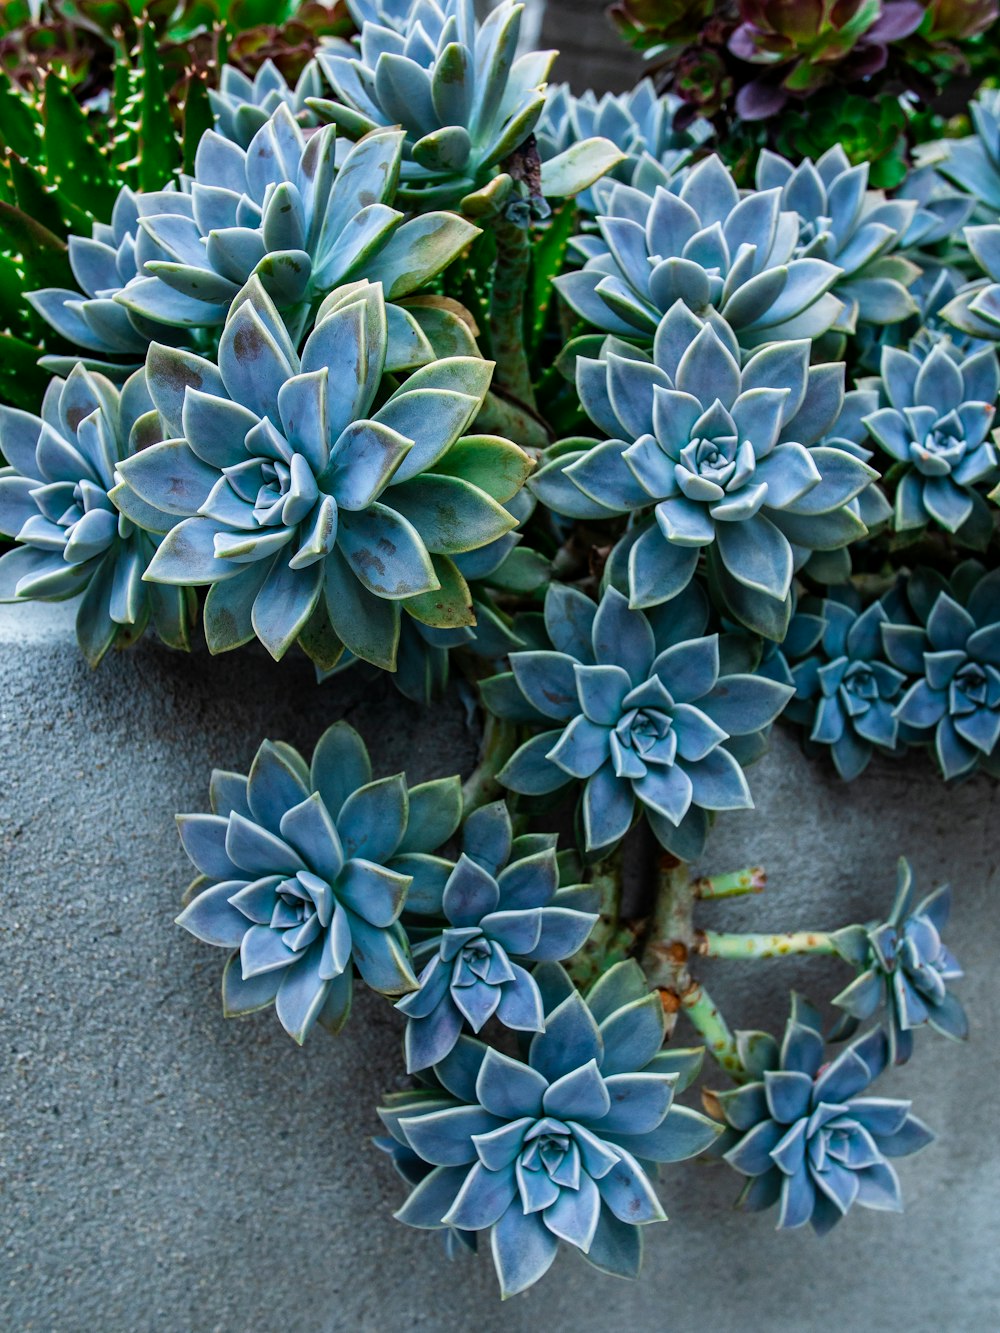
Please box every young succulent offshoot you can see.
[713,994,935,1234]
[114,278,533,671]
[832,858,966,1064]
[397,800,598,1070]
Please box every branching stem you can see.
[489,214,537,412]
[461,713,518,813]
[698,930,837,959]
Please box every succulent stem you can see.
[681,982,744,1077]
[640,854,698,1036]
[691,866,767,899]
[460,713,519,814]
[566,847,637,987]
[489,213,538,413]
[474,388,551,450]
[698,930,837,959]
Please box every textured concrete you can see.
[1,600,998,1333]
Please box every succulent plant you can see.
[107,104,477,332]
[938,225,1000,342]
[729,1,925,121]
[555,155,845,350]
[923,90,1000,216]
[755,146,919,336]
[535,79,713,217]
[27,185,189,367]
[380,959,721,1295]
[114,278,532,670]
[374,1132,478,1257]
[784,592,911,780]
[884,562,1000,779]
[312,0,557,211]
[209,57,325,147]
[485,583,791,857]
[397,800,597,1070]
[715,993,934,1233]
[832,858,967,1064]
[533,303,877,638]
[175,721,465,1043]
[863,342,999,542]
[0,364,193,665]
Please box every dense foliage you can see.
[0,0,991,1298]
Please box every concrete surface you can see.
[1,600,998,1333]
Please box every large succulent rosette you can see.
[533,302,877,639]
[114,278,532,669]
[485,583,792,858]
[380,960,721,1295]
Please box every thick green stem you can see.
[692,866,767,900]
[489,215,536,412]
[461,714,518,813]
[698,930,837,960]
[681,982,744,1077]
[639,856,697,1038]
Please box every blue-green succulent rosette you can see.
[380,960,721,1295]
[713,994,934,1235]
[863,342,999,544]
[535,79,713,216]
[755,146,920,336]
[175,722,463,1044]
[532,302,879,641]
[209,58,324,148]
[554,154,845,351]
[397,800,598,1070]
[483,583,792,859]
[831,859,966,1065]
[113,278,533,672]
[784,591,915,781]
[884,562,1000,780]
[0,365,194,665]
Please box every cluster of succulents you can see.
[1,0,993,1299]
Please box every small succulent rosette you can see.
[535,79,713,216]
[175,722,463,1043]
[831,859,966,1064]
[314,0,554,210]
[0,364,193,665]
[114,278,532,670]
[209,57,323,147]
[484,583,792,859]
[554,154,844,349]
[712,994,934,1234]
[532,302,878,640]
[784,590,914,780]
[379,960,721,1295]
[863,342,999,543]
[397,800,598,1070]
[884,562,1000,779]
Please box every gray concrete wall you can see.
[1,601,998,1332]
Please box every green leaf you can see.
[403,554,475,629]
[539,137,626,199]
[0,79,40,160]
[0,330,48,413]
[527,202,578,355]
[137,19,179,192]
[484,545,550,594]
[432,433,534,503]
[0,200,74,295]
[10,154,89,238]
[42,73,118,221]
